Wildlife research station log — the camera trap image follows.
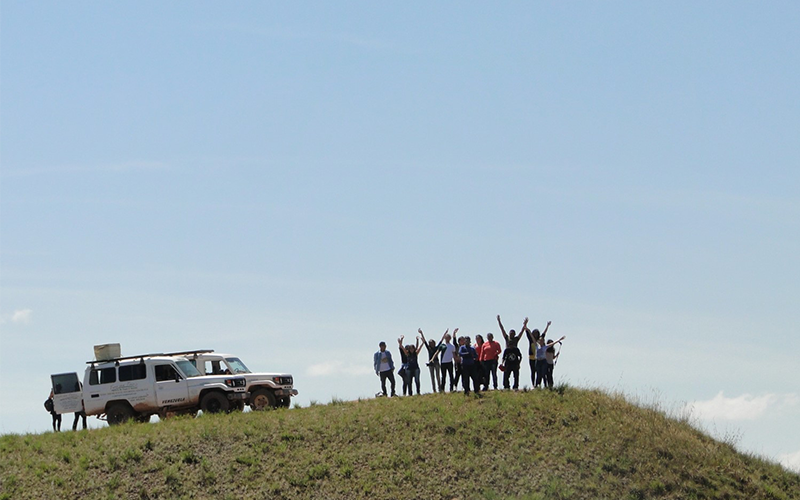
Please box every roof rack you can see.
[161,349,215,358]
[86,349,215,365]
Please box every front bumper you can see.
[274,388,299,397]
[227,391,250,401]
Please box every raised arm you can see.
[541,321,552,339]
[439,328,449,343]
[418,328,427,344]
[521,317,530,342]
[497,315,508,341]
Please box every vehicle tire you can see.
[230,401,245,412]
[279,397,291,408]
[249,388,276,411]
[135,414,152,424]
[200,391,230,414]
[106,403,134,426]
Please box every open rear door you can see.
[51,372,84,414]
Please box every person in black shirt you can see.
[418,328,447,393]
[45,390,61,432]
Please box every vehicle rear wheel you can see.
[200,391,230,414]
[135,414,152,424]
[106,403,134,426]
[249,388,276,410]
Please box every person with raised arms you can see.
[526,319,551,387]
[398,335,424,396]
[534,328,564,388]
[419,328,447,393]
[438,328,458,392]
[544,337,566,389]
[497,315,526,348]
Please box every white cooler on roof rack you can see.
[94,343,121,361]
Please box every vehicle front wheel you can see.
[200,391,230,414]
[249,388,276,411]
[106,403,134,426]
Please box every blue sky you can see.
[1,2,798,472]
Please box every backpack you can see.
[44,398,54,413]
[505,349,520,366]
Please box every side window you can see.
[154,364,179,382]
[204,360,223,375]
[101,367,116,384]
[90,367,117,385]
[51,373,81,394]
[119,364,147,382]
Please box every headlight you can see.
[225,378,246,387]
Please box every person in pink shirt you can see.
[480,333,502,390]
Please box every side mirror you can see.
[175,373,181,383]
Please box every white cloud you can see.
[306,361,372,378]
[778,450,800,473]
[11,309,33,324]
[684,392,799,421]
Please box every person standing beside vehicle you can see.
[45,390,61,432]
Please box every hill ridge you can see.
[1,386,798,499]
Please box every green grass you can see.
[1,386,798,499]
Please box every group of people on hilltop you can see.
[373,315,566,397]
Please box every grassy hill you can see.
[1,386,798,499]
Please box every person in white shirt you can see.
[438,328,458,392]
[373,341,397,397]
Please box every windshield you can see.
[175,359,202,378]
[225,357,251,374]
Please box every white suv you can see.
[51,353,249,425]
[172,350,297,410]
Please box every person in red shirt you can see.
[480,333,502,390]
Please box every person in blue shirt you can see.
[535,331,565,388]
[458,337,481,396]
[373,341,396,397]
